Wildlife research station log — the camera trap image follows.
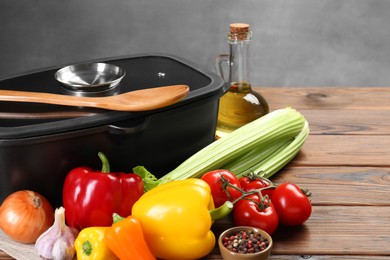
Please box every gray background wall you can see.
[1,0,390,87]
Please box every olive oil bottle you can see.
[215,23,269,139]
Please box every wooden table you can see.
[207,87,390,259]
[1,87,390,259]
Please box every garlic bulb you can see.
[35,206,79,260]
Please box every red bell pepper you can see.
[63,152,144,230]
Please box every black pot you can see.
[0,54,226,207]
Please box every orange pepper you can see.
[104,214,156,260]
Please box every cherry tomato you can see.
[239,175,274,198]
[233,194,279,235]
[201,169,242,208]
[271,182,312,226]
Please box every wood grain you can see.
[258,87,390,110]
[293,135,390,167]
[271,206,390,255]
[210,206,390,256]
[272,166,390,206]
[299,109,390,135]
[0,84,189,111]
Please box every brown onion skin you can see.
[0,190,54,243]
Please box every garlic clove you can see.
[34,217,59,258]
[52,237,74,260]
[35,206,79,260]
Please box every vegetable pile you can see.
[0,107,311,259]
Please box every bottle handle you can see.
[215,54,230,82]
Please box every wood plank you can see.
[272,206,390,255]
[211,206,390,257]
[267,256,390,260]
[256,87,390,110]
[271,166,390,206]
[292,135,390,167]
[301,110,390,135]
[207,254,390,260]
[0,252,13,260]
[269,256,390,260]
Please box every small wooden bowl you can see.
[218,226,273,260]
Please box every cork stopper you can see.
[229,23,251,41]
[230,23,250,34]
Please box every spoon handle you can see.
[0,84,190,111]
[0,89,97,107]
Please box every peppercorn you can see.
[222,230,269,254]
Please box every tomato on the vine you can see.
[233,194,279,235]
[271,182,312,226]
[239,174,274,198]
[201,169,242,208]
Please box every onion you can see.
[0,190,54,243]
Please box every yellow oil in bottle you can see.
[215,81,269,139]
[215,23,269,139]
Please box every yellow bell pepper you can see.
[132,178,232,260]
[74,227,118,260]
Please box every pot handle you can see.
[107,116,148,135]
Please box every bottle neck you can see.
[228,33,251,90]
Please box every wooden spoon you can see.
[0,84,190,112]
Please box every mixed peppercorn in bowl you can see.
[218,226,272,260]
